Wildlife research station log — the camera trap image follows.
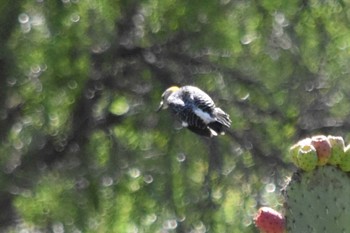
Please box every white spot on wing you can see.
[182,121,188,127]
[194,108,214,124]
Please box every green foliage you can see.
[1,0,350,232]
[14,174,78,226]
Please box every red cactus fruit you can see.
[254,207,286,233]
[311,135,331,165]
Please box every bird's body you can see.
[158,85,231,137]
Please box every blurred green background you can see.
[1,0,350,232]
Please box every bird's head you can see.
[157,86,180,111]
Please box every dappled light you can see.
[1,0,350,232]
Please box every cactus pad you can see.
[284,166,350,233]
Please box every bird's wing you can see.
[167,95,207,129]
[193,95,215,113]
[182,86,215,109]
[181,86,216,121]
[179,106,208,129]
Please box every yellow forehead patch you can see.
[166,86,180,93]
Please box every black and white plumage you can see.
[157,85,231,137]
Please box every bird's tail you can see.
[206,108,231,135]
[214,108,231,128]
[187,126,217,137]
[208,122,225,135]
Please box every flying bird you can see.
[157,85,231,137]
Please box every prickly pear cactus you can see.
[254,135,350,233]
[284,166,350,233]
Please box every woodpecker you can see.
[157,85,231,137]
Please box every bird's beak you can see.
[156,101,164,112]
